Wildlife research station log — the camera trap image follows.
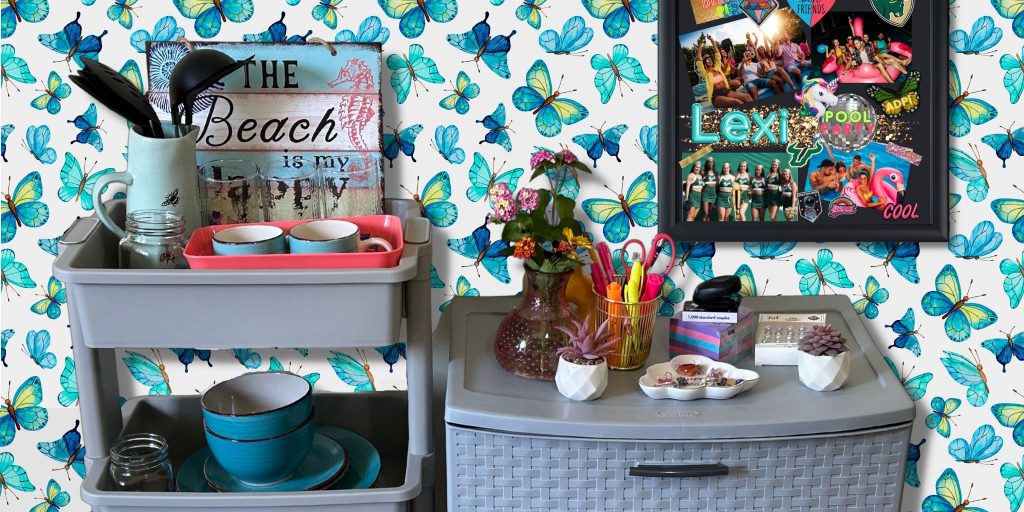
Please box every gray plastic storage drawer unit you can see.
[442,296,915,512]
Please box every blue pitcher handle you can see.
[93,172,133,239]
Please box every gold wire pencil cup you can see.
[593,274,661,370]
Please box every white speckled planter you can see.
[797,351,850,392]
[555,357,608,401]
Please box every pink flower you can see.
[491,183,517,221]
[530,150,555,168]
[558,149,578,164]
[516,188,539,212]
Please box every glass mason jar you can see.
[109,434,175,491]
[118,210,188,269]
[493,269,574,381]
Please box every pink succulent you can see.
[556,316,619,361]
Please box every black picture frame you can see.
[658,0,949,242]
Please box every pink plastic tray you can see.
[184,215,404,270]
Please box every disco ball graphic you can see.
[819,94,877,152]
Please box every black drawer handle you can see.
[629,463,729,478]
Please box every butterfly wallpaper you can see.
[0,1,1022,510]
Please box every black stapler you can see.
[691,275,742,312]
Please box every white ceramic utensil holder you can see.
[555,357,608,401]
[797,351,850,392]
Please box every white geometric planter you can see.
[555,357,608,401]
[797,351,850,392]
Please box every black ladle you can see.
[169,50,254,128]
[72,60,163,138]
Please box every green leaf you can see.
[554,195,575,224]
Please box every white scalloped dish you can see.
[639,355,760,400]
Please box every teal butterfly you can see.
[440,275,480,312]
[29,479,69,512]
[1001,455,1023,512]
[447,12,516,79]
[982,124,1024,168]
[644,91,658,110]
[512,59,589,137]
[736,264,766,298]
[30,276,65,320]
[982,329,1024,373]
[1,44,36,95]
[439,71,480,115]
[119,59,144,94]
[582,172,657,243]
[22,125,56,165]
[949,145,990,202]
[243,12,312,43]
[795,249,854,296]
[58,152,113,212]
[37,236,60,257]
[921,264,997,342]
[884,356,932,401]
[1001,45,1023,104]
[635,124,657,163]
[477,103,513,152]
[2,248,35,299]
[2,0,48,37]
[922,468,988,512]
[402,172,458,228]
[906,439,925,488]
[172,0,254,37]
[992,395,1024,447]
[1,124,12,162]
[745,241,796,260]
[68,103,104,152]
[58,357,78,407]
[949,424,1003,464]
[22,330,55,369]
[1000,252,1024,308]
[378,0,457,39]
[268,356,320,387]
[658,276,685,317]
[0,452,34,502]
[38,12,108,70]
[375,343,406,372]
[107,0,139,29]
[383,123,423,168]
[582,0,657,39]
[328,349,375,391]
[991,185,1024,243]
[2,171,50,243]
[122,350,171,395]
[387,44,444,104]
[886,307,922,357]
[130,15,185,52]
[516,0,546,29]
[949,60,997,137]
[313,0,343,29]
[540,15,593,55]
[949,220,1001,260]
[430,124,465,165]
[335,16,390,43]
[926,397,961,438]
[940,348,989,407]
[430,264,445,289]
[992,0,1024,38]
[1,329,9,367]
[446,222,510,284]
[232,348,262,369]
[467,152,523,206]
[672,241,714,281]
[591,44,649,103]
[30,72,70,115]
[856,242,920,283]
[852,275,889,319]
[0,376,48,447]
[572,123,627,167]
[36,421,84,479]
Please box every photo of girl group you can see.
[682,153,798,222]
[678,7,809,110]
[810,11,913,84]
[804,142,912,209]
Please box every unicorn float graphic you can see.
[795,77,838,118]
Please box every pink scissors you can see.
[618,234,676,276]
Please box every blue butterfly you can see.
[951,16,1002,55]
[922,265,997,342]
[949,60,997,137]
[1,124,12,162]
[22,330,55,369]
[430,264,445,289]
[0,376,47,447]
[334,16,390,43]
[328,349,375,391]
[467,152,523,206]
[927,397,961,438]
[512,59,589,137]
[439,71,480,115]
[856,242,920,283]
[447,222,510,284]
[884,356,932,401]
[545,164,580,200]
[1001,252,1023,308]
[1000,45,1023,104]
[38,236,60,257]
[992,0,1024,39]
[58,152,114,211]
[991,188,1024,243]
[582,172,657,243]
[795,249,854,296]
[744,241,795,260]
[387,44,444,104]
[949,220,1001,260]
[130,15,185,52]
[243,12,311,42]
[0,451,34,502]
[2,171,50,243]
[886,308,922,357]
[1,44,35,96]
[905,439,925,488]
[982,329,1024,373]
[58,357,77,407]
[232,348,262,369]
[107,0,139,29]
[2,248,35,299]
[477,103,513,152]
[591,44,649,103]
[1,329,10,367]
[36,420,85,479]
[572,123,627,167]
[171,348,212,373]
[439,275,479,312]
[430,125,465,164]
[1,0,48,38]
[658,276,685,317]
[949,145,990,201]
[383,124,423,168]
[22,125,56,164]
[981,124,1024,168]
[30,71,70,115]
[1001,455,1024,512]
[378,0,457,39]
[582,0,657,39]
[268,357,320,387]
[923,468,988,512]
[402,172,458,228]
[122,350,171,395]
[31,479,70,512]
[950,425,1003,464]
[67,104,103,152]
[171,0,254,38]
[674,241,715,281]
[540,15,593,55]
[375,342,406,372]
[852,276,889,320]
[941,348,990,407]
[447,12,516,79]
[38,12,107,69]
[312,0,343,29]
[635,125,657,163]
[30,276,65,320]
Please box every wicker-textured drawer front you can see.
[447,424,910,512]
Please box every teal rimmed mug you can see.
[287,219,393,254]
[211,225,286,256]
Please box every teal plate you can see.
[204,433,346,492]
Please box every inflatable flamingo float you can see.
[842,168,906,207]
[820,16,911,83]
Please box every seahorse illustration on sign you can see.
[328,59,375,91]
[337,95,378,151]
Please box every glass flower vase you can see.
[493,268,574,381]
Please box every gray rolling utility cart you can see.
[441,296,916,512]
[53,199,434,512]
